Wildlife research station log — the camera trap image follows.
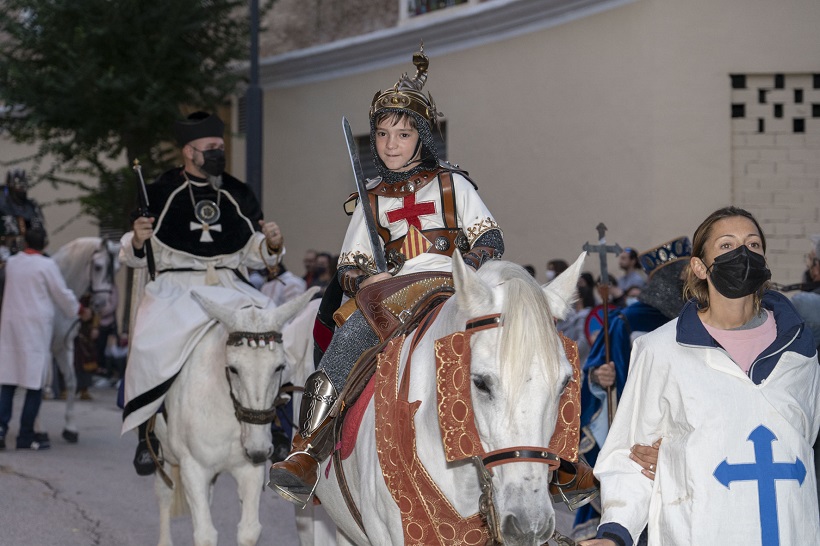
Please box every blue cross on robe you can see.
[713,425,806,546]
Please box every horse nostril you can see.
[245,449,269,465]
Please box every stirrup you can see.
[268,450,321,509]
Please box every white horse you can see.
[153,286,319,546]
[312,252,585,546]
[50,236,119,442]
[281,297,340,546]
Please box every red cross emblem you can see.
[385,193,436,231]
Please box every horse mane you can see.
[491,262,561,404]
[52,237,103,297]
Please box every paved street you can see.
[0,383,577,546]
[0,384,301,546]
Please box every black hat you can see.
[635,237,692,320]
[173,111,224,147]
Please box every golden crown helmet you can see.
[369,43,443,128]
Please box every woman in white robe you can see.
[581,207,820,546]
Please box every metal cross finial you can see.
[582,223,622,425]
[583,223,622,287]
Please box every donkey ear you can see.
[271,286,320,328]
[542,252,586,320]
[452,251,492,316]
[191,290,239,330]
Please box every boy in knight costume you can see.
[269,46,505,503]
[120,111,285,474]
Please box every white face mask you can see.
[625,296,639,307]
[545,270,556,282]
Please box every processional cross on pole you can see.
[583,222,622,426]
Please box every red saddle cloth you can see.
[339,374,376,461]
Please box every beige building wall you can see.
[234,0,820,286]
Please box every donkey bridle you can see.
[223,330,285,425]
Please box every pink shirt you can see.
[702,310,776,375]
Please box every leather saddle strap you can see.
[338,285,455,410]
[330,288,455,536]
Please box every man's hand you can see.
[259,220,284,251]
[592,361,616,388]
[579,539,618,546]
[630,438,662,480]
[132,216,154,250]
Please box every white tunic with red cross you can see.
[338,170,498,277]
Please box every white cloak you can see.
[119,232,282,433]
[261,270,307,307]
[595,319,820,545]
[0,251,79,389]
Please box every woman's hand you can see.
[630,438,662,480]
[592,361,616,388]
[132,216,154,250]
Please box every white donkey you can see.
[312,253,585,546]
[153,286,318,546]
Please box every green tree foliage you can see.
[0,0,259,233]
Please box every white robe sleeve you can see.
[594,334,668,542]
[119,231,147,269]
[451,173,499,246]
[43,260,79,318]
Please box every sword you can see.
[342,116,387,274]
[132,159,156,281]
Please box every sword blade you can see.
[342,116,387,273]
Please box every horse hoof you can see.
[62,429,79,443]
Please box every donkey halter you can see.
[462,314,568,546]
[223,330,284,425]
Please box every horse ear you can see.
[271,286,320,328]
[191,291,240,331]
[452,251,492,316]
[542,252,586,320]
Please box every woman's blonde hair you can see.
[682,206,769,312]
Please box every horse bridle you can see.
[223,330,285,425]
[86,243,115,298]
[462,314,576,546]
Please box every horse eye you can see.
[228,366,239,375]
[472,375,491,395]
[560,375,571,393]
[274,364,285,373]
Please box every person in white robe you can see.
[261,262,307,307]
[0,228,79,450]
[119,112,285,474]
[581,207,820,546]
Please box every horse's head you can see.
[450,252,585,545]
[87,239,119,311]
[52,237,119,311]
[192,287,319,464]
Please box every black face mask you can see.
[706,245,771,299]
[199,149,225,177]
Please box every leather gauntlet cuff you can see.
[462,246,498,270]
[340,266,367,298]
